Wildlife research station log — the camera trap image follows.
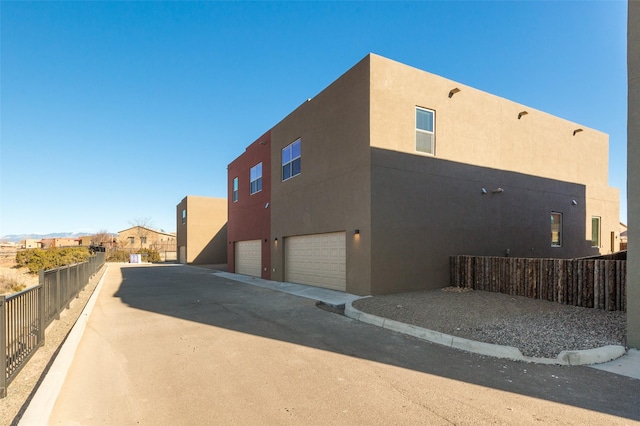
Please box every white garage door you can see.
[235,240,262,277]
[285,232,346,291]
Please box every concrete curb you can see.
[345,301,626,366]
[19,265,110,426]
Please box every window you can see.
[250,163,262,195]
[141,237,147,244]
[232,177,238,202]
[592,216,601,248]
[282,139,301,181]
[129,237,135,245]
[182,209,186,225]
[551,212,562,247]
[416,107,435,155]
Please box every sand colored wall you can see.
[368,54,619,255]
[627,0,640,348]
[177,196,227,264]
[270,56,373,295]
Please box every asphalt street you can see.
[45,264,640,425]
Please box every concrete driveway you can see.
[28,264,640,424]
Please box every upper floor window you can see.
[182,209,186,225]
[250,163,262,195]
[282,139,301,181]
[591,216,601,248]
[233,177,239,202]
[141,237,147,244]
[551,212,562,247]
[416,107,435,155]
[128,237,135,245]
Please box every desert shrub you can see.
[106,248,161,263]
[15,247,91,274]
[0,274,26,295]
[137,248,161,262]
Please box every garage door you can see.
[285,232,346,291]
[235,240,262,277]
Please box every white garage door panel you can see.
[235,240,262,277]
[285,232,346,291]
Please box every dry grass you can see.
[0,254,39,295]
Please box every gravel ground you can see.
[0,266,106,426]
[352,288,626,359]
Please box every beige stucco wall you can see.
[176,196,227,264]
[369,54,619,255]
[270,56,373,295]
[117,227,176,250]
[628,0,640,348]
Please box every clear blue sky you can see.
[0,1,628,236]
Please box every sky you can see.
[0,1,629,236]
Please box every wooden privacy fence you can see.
[450,255,626,312]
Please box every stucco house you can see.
[227,53,620,296]
[117,226,176,251]
[176,196,228,265]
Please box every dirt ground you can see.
[0,252,39,295]
[0,266,106,425]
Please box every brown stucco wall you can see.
[370,148,591,294]
[627,0,640,348]
[176,196,227,264]
[270,55,373,295]
[368,53,619,256]
[227,131,271,278]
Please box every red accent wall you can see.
[227,131,271,279]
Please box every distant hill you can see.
[0,232,90,243]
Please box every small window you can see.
[416,107,435,155]
[129,237,135,245]
[551,212,562,247]
[182,209,186,225]
[233,177,239,202]
[282,139,301,181]
[141,237,147,244]
[592,216,601,248]
[250,163,262,195]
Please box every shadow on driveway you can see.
[114,264,640,421]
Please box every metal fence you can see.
[0,252,105,398]
[450,255,627,312]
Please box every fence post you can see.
[39,271,45,345]
[0,295,6,398]
[76,264,80,298]
[55,269,61,320]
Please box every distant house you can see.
[176,196,227,265]
[20,239,42,249]
[117,226,176,252]
[40,238,80,249]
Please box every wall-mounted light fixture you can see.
[573,128,583,136]
[572,200,578,205]
[274,237,278,242]
[354,229,360,235]
[518,111,528,119]
[448,88,461,98]
[264,239,267,243]
[265,202,269,208]
[481,188,487,194]
[492,188,504,193]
